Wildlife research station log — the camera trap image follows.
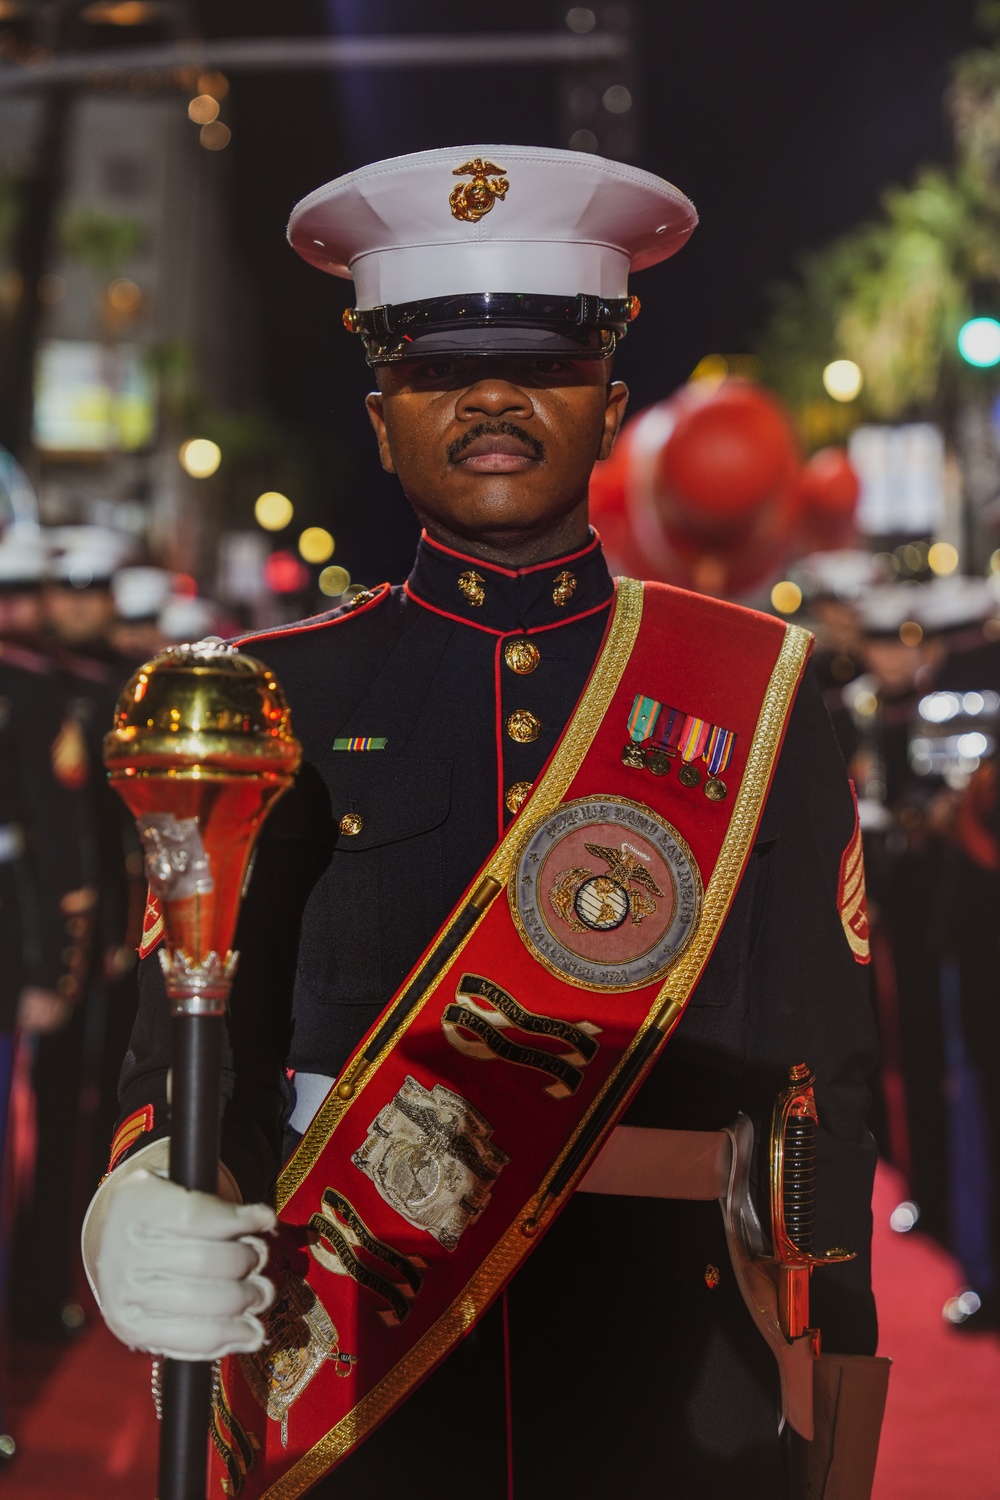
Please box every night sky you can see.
[197,0,982,585]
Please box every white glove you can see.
[93,1168,277,1360]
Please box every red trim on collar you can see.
[404,581,504,635]
[419,528,601,579]
[404,581,612,635]
[234,583,391,648]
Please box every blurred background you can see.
[2,1,1000,1496]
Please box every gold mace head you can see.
[104,640,301,779]
[103,643,302,1007]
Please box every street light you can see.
[822,360,863,402]
[178,438,221,478]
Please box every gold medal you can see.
[644,747,672,777]
[621,743,646,770]
[678,763,701,788]
[704,777,727,802]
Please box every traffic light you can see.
[958,317,1000,367]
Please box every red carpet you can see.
[871,1163,1000,1499]
[3,1163,999,1496]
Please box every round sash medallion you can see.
[509,795,703,991]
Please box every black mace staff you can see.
[104,643,301,1500]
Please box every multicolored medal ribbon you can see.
[622,692,736,801]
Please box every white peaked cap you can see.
[0,527,51,586]
[918,575,995,634]
[288,146,696,364]
[113,566,173,621]
[159,594,217,644]
[858,583,925,637]
[50,525,137,586]
[290,144,696,303]
[793,549,885,603]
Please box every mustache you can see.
[446,421,545,463]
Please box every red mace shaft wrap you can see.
[103,643,301,1500]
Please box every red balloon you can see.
[797,446,860,549]
[657,381,800,523]
[590,379,802,598]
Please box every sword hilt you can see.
[770,1063,855,1339]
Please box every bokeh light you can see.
[928,541,959,576]
[264,551,309,594]
[889,1201,920,1233]
[178,438,221,478]
[197,71,229,100]
[107,277,142,314]
[298,527,335,564]
[822,359,863,402]
[200,121,231,151]
[770,580,802,614]
[319,565,351,597]
[254,491,293,531]
[188,94,220,125]
[958,317,1000,367]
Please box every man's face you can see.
[366,355,628,552]
[45,584,116,646]
[0,590,43,636]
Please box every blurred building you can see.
[0,80,242,576]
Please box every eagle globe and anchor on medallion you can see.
[511,796,703,991]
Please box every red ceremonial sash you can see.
[209,578,811,1499]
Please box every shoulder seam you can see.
[234,582,392,648]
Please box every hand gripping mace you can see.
[104,643,301,1500]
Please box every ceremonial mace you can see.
[104,643,301,1500]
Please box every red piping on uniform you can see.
[404,582,507,635]
[405,584,612,635]
[520,598,612,635]
[494,636,506,839]
[419,527,601,577]
[233,583,391,648]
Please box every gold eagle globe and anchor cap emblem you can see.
[511,796,703,992]
[449,158,510,223]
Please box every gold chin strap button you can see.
[504,639,540,675]
[458,569,486,607]
[339,812,364,837]
[552,570,577,607]
[506,710,541,744]
[505,781,533,814]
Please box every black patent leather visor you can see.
[348,291,634,365]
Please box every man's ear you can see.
[365,391,396,474]
[598,379,629,462]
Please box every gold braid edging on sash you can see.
[275,577,644,1210]
[260,615,811,1499]
[531,618,812,1203]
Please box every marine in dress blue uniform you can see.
[94,146,880,1498]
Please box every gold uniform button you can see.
[504,639,540,675]
[506,709,541,744]
[339,812,364,836]
[505,780,533,814]
[457,569,486,607]
[552,570,577,607]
